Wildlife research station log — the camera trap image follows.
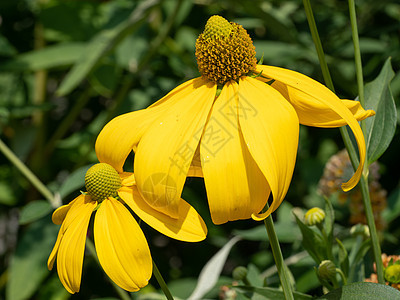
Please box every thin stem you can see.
[336,268,348,285]
[348,0,384,283]
[86,239,132,300]
[303,0,384,284]
[0,139,59,207]
[264,213,294,300]
[152,260,174,300]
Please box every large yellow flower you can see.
[95,16,374,225]
[48,163,207,294]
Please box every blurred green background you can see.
[0,0,399,299]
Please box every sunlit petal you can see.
[119,186,207,242]
[135,78,217,218]
[237,77,299,220]
[56,196,96,293]
[95,79,202,172]
[94,197,152,292]
[48,195,91,270]
[269,79,375,127]
[200,81,270,224]
[257,65,367,191]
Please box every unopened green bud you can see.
[232,266,247,281]
[318,260,336,281]
[385,264,400,284]
[304,207,325,226]
[350,224,370,238]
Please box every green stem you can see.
[264,213,294,300]
[0,139,58,207]
[303,0,384,284]
[336,268,348,285]
[152,260,174,300]
[86,239,131,300]
[348,0,384,284]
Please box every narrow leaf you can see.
[234,286,313,300]
[188,236,241,300]
[0,43,85,72]
[294,214,325,264]
[317,282,400,299]
[19,200,52,225]
[7,217,59,300]
[56,0,159,96]
[364,58,397,164]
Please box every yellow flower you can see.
[95,15,374,224]
[48,163,207,294]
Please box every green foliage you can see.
[317,282,400,300]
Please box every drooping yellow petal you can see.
[188,146,204,177]
[119,186,207,242]
[257,65,367,191]
[95,79,203,172]
[237,77,299,220]
[134,78,217,218]
[48,195,91,270]
[269,79,375,127]
[94,197,152,292]
[200,81,270,224]
[56,196,96,293]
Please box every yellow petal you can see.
[56,196,96,293]
[237,77,299,220]
[119,186,207,242]
[94,197,152,292]
[200,81,270,224]
[48,195,90,270]
[188,146,204,177]
[270,79,375,127]
[95,79,202,172]
[134,78,216,218]
[257,65,367,191]
[119,172,136,186]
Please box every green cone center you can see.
[85,163,122,202]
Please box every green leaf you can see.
[294,214,325,264]
[364,58,397,164]
[0,43,85,72]
[19,200,53,225]
[188,236,241,300]
[234,286,313,300]
[56,0,159,96]
[317,282,400,299]
[336,238,349,277]
[7,216,59,300]
[324,197,335,242]
[58,164,92,199]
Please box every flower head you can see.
[96,15,375,225]
[48,163,207,294]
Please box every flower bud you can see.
[385,264,400,284]
[232,266,247,281]
[304,207,325,226]
[318,260,336,281]
[350,224,370,238]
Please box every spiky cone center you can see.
[195,15,257,85]
[85,163,122,202]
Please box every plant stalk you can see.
[264,212,294,300]
[153,260,174,300]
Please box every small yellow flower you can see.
[96,15,374,224]
[48,163,207,294]
[304,207,325,226]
